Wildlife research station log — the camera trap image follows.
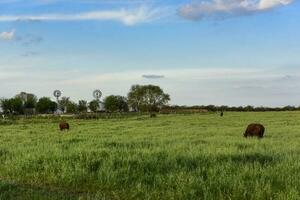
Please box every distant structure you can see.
[19,92,28,103]
[53,90,63,114]
[53,90,62,102]
[18,92,36,115]
[93,89,105,112]
[93,89,102,100]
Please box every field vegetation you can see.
[1,112,300,199]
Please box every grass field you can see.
[1,112,300,199]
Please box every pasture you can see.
[1,112,300,199]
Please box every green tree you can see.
[104,95,128,112]
[58,97,70,113]
[15,92,37,109]
[89,100,100,112]
[1,92,37,115]
[23,94,37,109]
[0,98,13,114]
[66,101,78,114]
[245,105,254,112]
[127,85,144,112]
[12,97,24,114]
[78,100,88,113]
[0,97,23,114]
[127,85,170,113]
[58,97,79,114]
[36,97,57,114]
[1,97,24,115]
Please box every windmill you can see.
[93,89,102,101]
[53,90,62,114]
[93,89,104,111]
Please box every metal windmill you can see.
[93,89,102,101]
[53,90,62,114]
[53,90,62,102]
[93,89,104,111]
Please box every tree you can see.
[89,100,100,112]
[0,98,13,114]
[127,85,170,113]
[104,95,128,112]
[15,92,37,109]
[1,97,24,114]
[10,97,24,114]
[66,101,78,114]
[23,94,37,109]
[127,85,144,112]
[1,95,35,115]
[36,97,57,114]
[16,92,38,115]
[219,105,229,112]
[57,97,79,114]
[283,106,296,111]
[58,97,70,113]
[117,96,129,112]
[205,105,217,112]
[245,105,254,112]
[78,100,88,113]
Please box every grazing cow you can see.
[244,123,265,138]
[150,113,157,118]
[220,111,224,117]
[59,122,70,131]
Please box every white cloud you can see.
[1,66,299,106]
[0,29,15,41]
[0,7,163,25]
[259,0,293,9]
[179,0,294,21]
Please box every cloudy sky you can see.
[0,0,299,106]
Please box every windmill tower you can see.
[93,89,105,112]
[53,90,62,114]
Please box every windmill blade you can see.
[93,89,102,99]
[53,90,62,98]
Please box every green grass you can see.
[1,112,300,199]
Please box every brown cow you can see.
[244,123,265,138]
[220,111,224,117]
[59,122,70,131]
[150,113,157,118]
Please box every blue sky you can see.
[0,0,299,106]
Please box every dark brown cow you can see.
[244,123,265,138]
[59,122,70,131]
[150,113,157,118]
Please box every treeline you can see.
[0,85,170,115]
[2,87,299,115]
[162,105,300,113]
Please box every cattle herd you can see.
[58,113,266,138]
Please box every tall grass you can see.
[1,112,300,199]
